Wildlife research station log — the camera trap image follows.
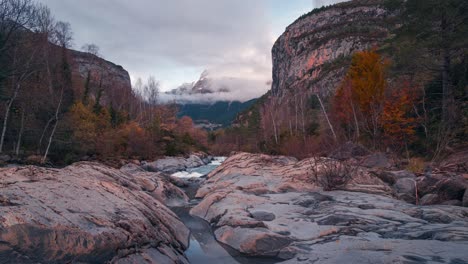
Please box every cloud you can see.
[39,0,275,97]
[160,77,270,104]
[39,1,349,101]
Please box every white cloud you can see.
[39,1,347,101]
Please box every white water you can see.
[171,157,226,179]
[170,156,279,264]
[171,171,204,178]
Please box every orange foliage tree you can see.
[382,82,417,152]
[333,50,417,152]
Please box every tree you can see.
[315,93,337,142]
[403,0,467,126]
[144,76,159,106]
[334,50,389,148]
[382,82,417,154]
[51,21,72,49]
[81,43,100,56]
[0,0,40,153]
[333,79,360,140]
[40,20,73,162]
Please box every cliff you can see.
[70,50,133,107]
[271,0,397,97]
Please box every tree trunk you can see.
[350,101,360,139]
[0,83,20,153]
[271,109,278,144]
[316,94,337,142]
[37,117,54,154]
[15,110,25,156]
[42,88,64,164]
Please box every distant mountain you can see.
[162,69,268,104]
[166,70,230,97]
[177,99,258,129]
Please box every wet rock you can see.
[358,204,376,210]
[251,211,276,221]
[420,194,440,206]
[214,226,292,257]
[375,170,415,185]
[418,174,467,203]
[435,176,467,201]
[394,177,417,203]
[0,162,190,263]
[317,214,360,226]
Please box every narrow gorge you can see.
[1,0,467,263]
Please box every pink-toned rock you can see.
[192,152,468,261]
[120,163,189,206]
[215,226,292,256]
[0,162,189,264]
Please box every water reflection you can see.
[170,157,279,264]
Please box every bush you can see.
[309,157,359,191]
[406,157,425,174]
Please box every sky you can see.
[39,0,344,101]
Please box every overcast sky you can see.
[39,0,343,101]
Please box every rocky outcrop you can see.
[70,50,132,107]
[0,162,189,263]
[120,163,189,206]
[191,153,468,262]
[236,0,399,128]
[271,0,395,96]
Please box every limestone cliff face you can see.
[271,0,397,96]
[70,50,132,107]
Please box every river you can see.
[169,157,279,264]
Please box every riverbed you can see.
[170,157,279,264]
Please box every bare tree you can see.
[40,20,73,161]
[144,76,160,106]
[14,108,24,156]
[0,0,36,55]
[81,43,100,56]
[51,21,72,48]
[316,94,337,142]
[42,87,63,164]
[0,44,37,153]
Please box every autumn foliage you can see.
[68,100,207,161]
[333,50,417,151]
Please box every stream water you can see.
[169,157,279,264]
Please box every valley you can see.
[0,0,467,263]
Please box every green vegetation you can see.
[177,99,257,127]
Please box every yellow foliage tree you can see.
[335,49,390,147]
[69,102,111,155]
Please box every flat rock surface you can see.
[191,153,468,263]
[0,162,190,264]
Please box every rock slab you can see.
[0,162,190,263]
[192,152,468,263]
